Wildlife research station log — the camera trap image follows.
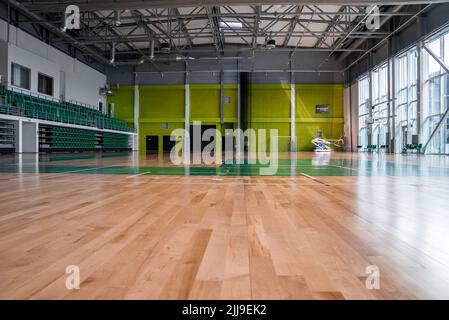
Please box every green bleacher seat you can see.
[1,88,132,133]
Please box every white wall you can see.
[8,43,60,99]
[0,19,106,107]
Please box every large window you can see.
[394,47,417,153]
[358,75,370,148]
[371,63,389,149]
[11,63,31,90]
[38,73,54,96]
[355,25,449,155]
[422,30,449,154]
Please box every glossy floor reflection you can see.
[1,151,449,176]
[1,152,449,299]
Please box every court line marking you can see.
[58,165,117,174]
[330,165,359,171]
[127,171,152,178]
[299,172,331,186]
[300,172,317,180]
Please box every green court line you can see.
[2,156,449,177]
[2,160,449,176]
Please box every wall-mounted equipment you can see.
[316,104,331,114]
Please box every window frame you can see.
[37,72,54,96]
[10,62,31,90]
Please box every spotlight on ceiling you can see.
[109,42,116,64]
[114,11,121,27]
[160,42,171,53]
[265,39,276,50]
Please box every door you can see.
[163,136,176,153]
[189,124,216,152]
[146,135,158,154]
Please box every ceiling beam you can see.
[24,1,449,12]
[4,0,110,66]
[337,5,404,62]
[283,6,304,47]
[174,8,194,47]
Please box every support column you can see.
[417,40,423,143]
[16,119,22,153]
[391,56,396,153]
[368,68,373,146]
[35,122,39,153]
[220,70,224,124]
[290,72,296,152]
[387,38,392,153]
[237,73,241,130]
[184,72,190,164]
[236,73,243,161]
[133,73,139,152]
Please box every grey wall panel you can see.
[251,72,290,84]
[294,72,344,84]
[107,66,135,86]
[139,73,184,85]
[107,50,344,85]
[0,40,8,82]
[189,71,220,84]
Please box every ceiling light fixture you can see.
[160,42,171,53]
[265,39,276,50]
[110,42,116,64]
[219,21,242,29]
[114,11,121,27]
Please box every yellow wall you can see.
[111,83,344,153]
[296,84,344,150]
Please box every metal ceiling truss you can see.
[2,0,436,68]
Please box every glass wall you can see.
[356,24,449,155]
[371,63,389,149]
[358,75,370,148]
[422,31,449,154]
[394,47,417,153]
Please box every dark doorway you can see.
[222,132,234,152]
[146,135,158,154]
[189,124,216,152]
[163,136,176,153]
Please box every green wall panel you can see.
[250,122,291,152]
[250,84,290,118]
[112,83,344,154]
[224,85,238,118]
[296,84,344,119]
[246,84,291,152]
[295,84,344,151]
[190,84,220,119]
[138,122,184,154]
[106,86,134,125]
[139,85,185,119]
